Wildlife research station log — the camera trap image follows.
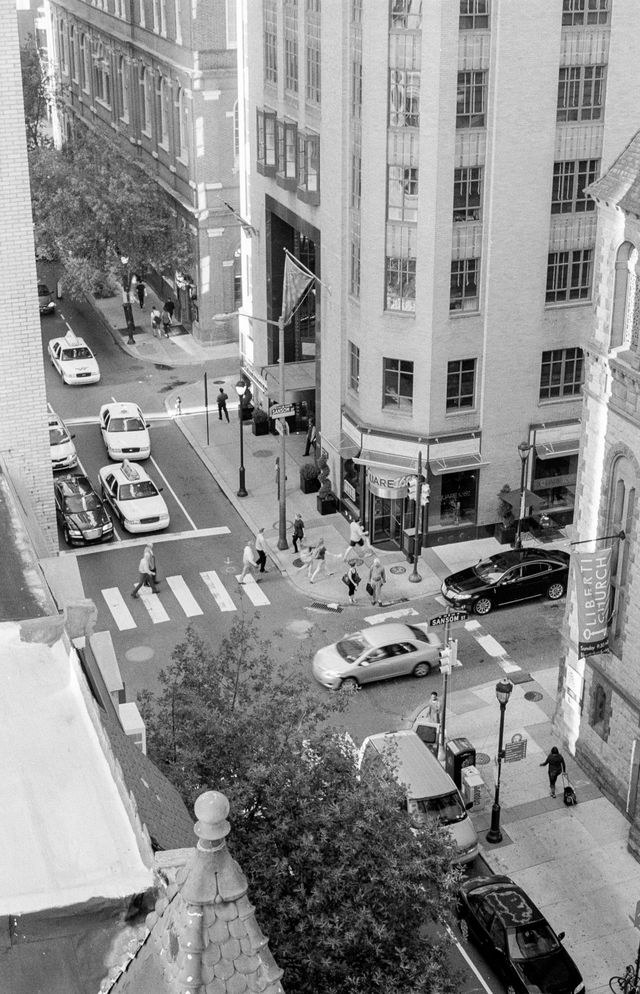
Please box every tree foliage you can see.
[29,127,192,298]
[20,36,56,150]
[139,622,462,994]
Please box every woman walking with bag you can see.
[343,562,360,605]
[292,513,305,553]
[367,558,386,606]
[540,745,566,798]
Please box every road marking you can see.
[364,607,419,626]
[148,455,198,530]
[470,632,505,658]
[236,575,270,606]
[102,587,136,630]
[445,924,494,994]
[137,586,170,623]
[201,570,236,612]
[166,575,203,616]
[464,620,521,674]
[72,526,231,556]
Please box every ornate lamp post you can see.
[514,441,532,550]
[235,378,248,498]
[486,678,514,844]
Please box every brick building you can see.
[237,0,640,550]
[48,0,241,341]
[556,130,640,858]
[0,1,55,549]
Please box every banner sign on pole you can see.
[573,548,612,657]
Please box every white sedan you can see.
[98,460,169,533]
[48,331,100,385]
[99,402,151,460]
[312,623,442,690]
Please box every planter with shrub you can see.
[316,450,337,514]
[252,407,270,435]
[300,462,320,494]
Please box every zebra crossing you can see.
[101,571,271,631]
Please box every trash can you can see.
[445,737,476,789]
[461,765,484,808]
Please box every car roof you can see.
[50,333,90,350]
[487,548,569,568]
[360,623,423,647]
[55,474,93,495]
[101,460,150,482]
[468,877,541,927]
[364,730,455,796]
[102,402,143,418]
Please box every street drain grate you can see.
[475,753,491,766]
[308,602,343,613]
[390,565,407,574]
[524,691,544,702]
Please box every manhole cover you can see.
[390,565,407,574]
[524,690,543,702]
[475,752,491,766]
[125,645,155,663]
[254,448,275,458]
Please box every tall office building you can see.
[48,0,241,341]
[237,0,640,551]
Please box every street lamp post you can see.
[486,678,514,844]
[235,378,248,498]
[120,255,136,345]
[514,441,532,550]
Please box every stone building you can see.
[237,0,640,550]
[556,129,640,858]
[48,0,241,341]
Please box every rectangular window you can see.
[349,341,360,392]
[551,159,598,213]
[546,249,593,303]
[446,359,476,410]
[298,131,320,204]
[557,65,605,122]
[264,0,278,85]
[351,55,362,119]
[539,348,584,399]
[350,224,361,298]
[386,224,416,312]
[562,0,609,26]
[390,0,422,30]
[453,167,482,221]
[351,151,362,209]
[276,119,297,184]
[388,165,419,222]
[459,0,489,29]
[305,0,320,104]
[256,108,277,175]
[456,71,486,129]
[284,0,299,94]
[389,69,420,128]
[450,258,480,311]
[383,358,414,409]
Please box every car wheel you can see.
[341,677,359,691]
[547,582,565,600]
[474,597,492,615]
[413,662,431,678]
[62,525,71,545]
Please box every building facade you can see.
[48,0,241,341]
[238,0,640,550]
[556,130,640,858]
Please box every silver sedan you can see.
[312,623,442,691]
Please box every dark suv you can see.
[54,473,114,545]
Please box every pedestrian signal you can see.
[439,645,451,674]
[421,483,431,506]
[408,477,418,501]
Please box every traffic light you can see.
[407,477,417,501]
[439,644,451,673]
[421,483,431,506]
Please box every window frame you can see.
[546,249,593,304]
[349,341,360,393]
[284,0,299,94]
[305,0,321,104]
[383,357,414,410]
[390,0,423,30]
[256,108,277,176]
[459,0,489,30]
[562,0,609,26]
[389,69,420,128]
[456,70,486,129]
[450,258,480,312]
[297,130,320,204]
[453,166,482,222]
[446,358,476,411]
[385,252,416,313]
[557,65,606,123]
[264,0,278,86]
[276,118,298,189]
[116,54,129,122]
[538,347,584,400]
[551,159,598,214]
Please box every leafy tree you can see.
[20,36,57,150]
[139,622,462,994]
[29,127,193,298]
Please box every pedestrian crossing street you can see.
[102,571,271,631]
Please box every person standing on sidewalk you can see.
[540,746,566,798]
[150,306,162,338]
[343,561,360,605]
[255,528,268,573]
[292,513,305,553]
[425,691,441,724]
[161,306,172,338]
[217,388,230,422]
[239,540,257,583]
[303,418,317,457]
[135,276,146,308]
[368,557,386,605]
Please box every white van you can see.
[359,729,478,864]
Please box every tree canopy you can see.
[29,128,192,298]
[139,622,462,994]
[20,36,55,150]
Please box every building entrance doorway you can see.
[369,494,404,550]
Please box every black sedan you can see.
[441,548,570,616]
[459,875,584,994]
[54,473,114,546]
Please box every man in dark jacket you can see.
[540,745,566,798]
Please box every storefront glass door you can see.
[369,495,404,550]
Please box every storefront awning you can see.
[262,360,316,398]
[498,488,545,510]
[322,431,361,459]
[354,448,420,473]
[428,452,488,476]
[535,439,580,460]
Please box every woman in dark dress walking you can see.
[540,746,566,798]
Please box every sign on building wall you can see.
[573,548,612,657]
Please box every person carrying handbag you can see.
[342,562,361,605]
[367,558,386,606]
[292,513,305,553]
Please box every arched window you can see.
[58,18,68,73]
[69,26,77,82]
[117,56,129,120]
[139,67,152,134]
[94,41,111,106]
[176,86,187,160]
[608,456,637,650]
[610,242,636,349]
[157,76,168,146]
[79,34,90,92]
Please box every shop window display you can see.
[531,453,577,515]
[430,471,477,530]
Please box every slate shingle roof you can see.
[588,130,640,218]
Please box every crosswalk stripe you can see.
[364,607,418,626]
[137,586,171,623]
[236,574,270,606]
[201,570,236,612]
[166,575,203,616]
[102,587,136,631]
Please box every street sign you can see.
[429,611,468,627]
[270,403,295,419]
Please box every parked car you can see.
[99,402,151,460]
[48,406,77,471]
[441,548,570,616]
[98,459,169,533]
[48,331,100,385]
[312,623,441,690]
[458,874,584,994]
[54,473,114,546]
[38,282,56,315]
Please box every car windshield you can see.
[65,494,101,512]
[474,557,509,583]
[336,635,367,661]
[49,425,68,445]
[119,481,157,500]
[508,923,559,960]
[412,790,466,825]
[38,284,51,295]
[408,625,429,642]
[109,417,145,432]
[62,347,92,361]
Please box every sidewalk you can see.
[88,290,638,992]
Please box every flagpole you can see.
[277,312,288,550]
